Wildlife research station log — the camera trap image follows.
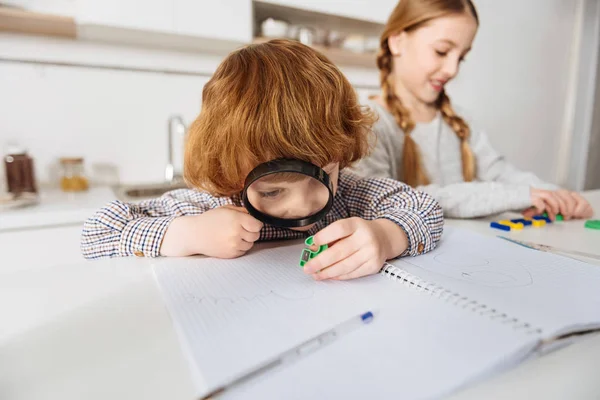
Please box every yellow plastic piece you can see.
[532,219,546,228]
[498,220,523,230]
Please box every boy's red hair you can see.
[184,39,376,196]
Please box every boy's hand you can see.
[303,217,408,281]
[160,205,263,258]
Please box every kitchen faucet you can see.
[166,115,186,183]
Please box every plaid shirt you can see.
[81,170,443,259]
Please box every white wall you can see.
[0,41,214,186]
[0,32,226,187]
[0,33,378,187]
[447,0,579,184]
[0,60,207,186]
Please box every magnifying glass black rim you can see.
[241,159,334,228]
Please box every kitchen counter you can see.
[0,186,116,232]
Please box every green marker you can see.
[299,236,328,267]
[585,220,600,230]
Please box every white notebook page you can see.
[152,241,535,399]
[391,227,600,337]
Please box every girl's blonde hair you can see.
[185,39,376,196]
[378,0,478,187]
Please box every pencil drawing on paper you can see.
[402,250,533,288]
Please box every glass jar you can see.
[59,157,89,192]
[4,145,37,194]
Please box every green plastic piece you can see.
[543,212,563,221]
[585,220,600,230]
[299,236,328,267]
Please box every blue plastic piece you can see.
[532,216,552,223]
[490,222,511,231]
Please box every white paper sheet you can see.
[152,240,536,399]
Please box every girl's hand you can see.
[526,188,560,220]
[568,191,594,218]
[302,217,408,281]
[160,205,263,258]
[525,189,593,220]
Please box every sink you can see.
[113,115,190,202]
[113,181,189,201]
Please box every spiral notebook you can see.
[152,227,600,399]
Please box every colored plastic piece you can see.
[490,222,511,231]
[499,220,524,230]
[299,236,328,267]
[532,219,546,227]
[511,218,532,226]
[543,212,564,221]
[585,220,600,230]
[532,215,552,223]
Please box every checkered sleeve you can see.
[81,189,213,259]
[342,173,444,257]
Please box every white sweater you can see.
[352,100,557,218]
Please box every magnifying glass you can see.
[241,159,334,228]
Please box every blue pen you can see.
[198,311,375,399]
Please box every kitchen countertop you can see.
[0,186,116,232]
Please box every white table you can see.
[1,191,599,400]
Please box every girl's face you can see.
[389,13,478,105]
[245,163,340,231]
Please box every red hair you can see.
[185,39,375,196]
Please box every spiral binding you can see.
[380,263,543,335]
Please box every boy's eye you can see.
[259,189,282,198]
[435,50,448,57]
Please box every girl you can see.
[352,0,594,220]
[81,39,443,281]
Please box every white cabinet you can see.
[0,225,84,274]
[77,0,173,32]
[173,0,252,42]
[76,0,251,42]
[256,0,398,24]
[4,0,78,17]
[11,0,253,41]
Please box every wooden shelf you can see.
[253,37,376,68]
[0,7,76,38]
[0,6,378,67]
[0,6,244,56]
[253,1,384,37]
[77,24,245,55]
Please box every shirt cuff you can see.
[119,216,176,257]
[507,185,535,212]
[379,209,435,258]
